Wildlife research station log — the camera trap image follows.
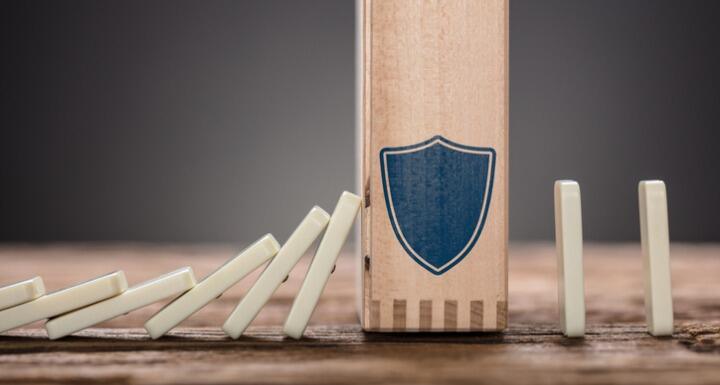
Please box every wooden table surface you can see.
[0,243,718,385]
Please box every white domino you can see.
[0,271,127,334]
[46,267,196,339]
[283,192,361,339]
[144,234,280,339]
[554,180,585,337]
[223,206,330,339]
[0,277,45,311]
[639,180,674,336]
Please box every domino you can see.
[46,267,196,339]
[0,271,127,334]
[144,234,280,339]
[554,180,585,337]
[223,206,330,339]
[283,192,361,339]
[639,180,674,336]
[0,277,45,311]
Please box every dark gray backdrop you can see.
[1,0,718,243]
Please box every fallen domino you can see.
[46,267,196,339]
[639,180,674,336]
[0,271,127,333]
[144,234,280,339]
[554,180,586,338]
[223,206,330,339]
[0,277,45,311]
[283,191,361,339]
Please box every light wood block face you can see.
[144,234,280,339]
[46,267,196,339]
[358,0,509,331]
[0,272,127,333]
[284,192,361,339]
[554,180,586,337]
[223,207,330,339]
[0,277,45,311]
[639,180,674,336]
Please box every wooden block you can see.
[357,0,509,331]
[46,267,196,339]
[554,180,586,337]
[0,277,45,311]
[0,271,127,333]
[283,192,361,339]
[639,180,674,336]
[223,207,330,339]
[144,234,280,339]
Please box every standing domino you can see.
[0,277,45,311]
[639,180,674,336]
[46,267,196,339]
[283,192,361,339]
[144,234,280,339]
[223,206,330,339]
[554,180,585,338]
[0,271,127,333]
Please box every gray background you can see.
[1,0,718,243]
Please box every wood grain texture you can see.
[444,300,458,331]
[393,299,406,331]
[0,243,719,385]
[360,0,509,332]
[470,300,484,329]
[419,300,432,330]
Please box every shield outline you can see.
[380,135,496,275]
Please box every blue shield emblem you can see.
[380,135,496,275]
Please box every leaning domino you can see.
[144,234,280,339]
[46,267,196,339]
[223,206,330,339]
[639,180,674,336]
[283,192,361,339]
[0,271,127,333]
[0,277,45,311]
[554,180,585,337]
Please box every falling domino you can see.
[45,267,196,339]
[639,180,674,336]
[554,180,585,338]
[223,206,330,339]
[0,277,45,311]
[0,271,127,334]
[144,234,280,339]
[283,192,361,339]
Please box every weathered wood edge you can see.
[1,323,718,355]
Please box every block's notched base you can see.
[362,299,507,332]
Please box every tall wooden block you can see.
[357,0,509,331]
